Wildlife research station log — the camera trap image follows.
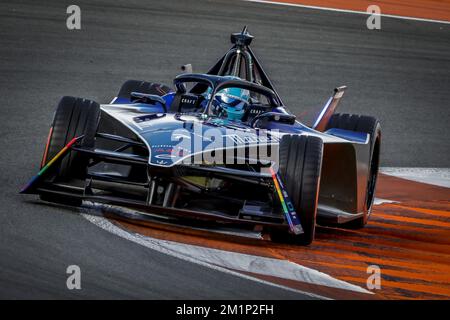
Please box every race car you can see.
[21,28,381,245]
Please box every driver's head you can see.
[215,79,249,121]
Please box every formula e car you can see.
[21,28,381,245]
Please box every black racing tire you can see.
[270,135,323,245]
[39,96,100,206]
[326,113,381,228]
[117,80,172,100]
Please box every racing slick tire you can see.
[117,80,172,101]
[39,96,100,206]
[270,135,323,245]
[326,113,381,228]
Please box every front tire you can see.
[270,135,323,245]
[39,96,100,206]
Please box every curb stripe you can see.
[81,206,372,296]
[243,0,450,25]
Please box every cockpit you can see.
[169,73,286,127]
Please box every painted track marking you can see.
[77,168,449,299]
[380,167,450,188]
[244,0,450,24]
[82,207,372,295]
[81,212,330,299]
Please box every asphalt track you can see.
[112,174,450,299]
[0,0,449,299]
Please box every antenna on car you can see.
[210,27,284,105]
[230,26,253,47]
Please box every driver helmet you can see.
[214,77,249,121]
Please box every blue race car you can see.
[21,28,381,245]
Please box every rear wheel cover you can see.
[327,113,382,228]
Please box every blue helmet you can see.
[214,81,249,121]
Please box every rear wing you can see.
[312,86,347,132]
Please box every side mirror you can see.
[250,112,296,128]
[130,92,167,112]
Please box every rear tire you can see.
[326,113,381,228]
[39,96,100,206]
[117,80,172,101]
[270,135,323,245]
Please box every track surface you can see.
[253,0,450,22]
[0,0,449,298]
[115,174,450,299]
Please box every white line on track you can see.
[380,167,450,188]
[78,168,448,298]
[243,0,450,25]
[374,198,398,205]
[81,210,330,299]
[82,204,373,297]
